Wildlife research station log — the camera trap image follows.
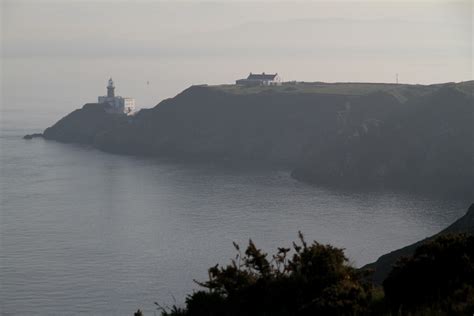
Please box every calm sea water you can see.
[0,58,469,316]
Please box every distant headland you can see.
[26,78,474,198]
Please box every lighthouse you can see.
[98,78,135,115]
[107,78,115,98]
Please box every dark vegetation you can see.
[149,233,473,316]
[365,203,474,284]
[383,234,474,315]
[158,232,373,316]
[129,204,474,316]
[42,81,473,198]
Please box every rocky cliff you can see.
[292,85,474,197]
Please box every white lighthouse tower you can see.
[107,78,115,98]
[98,78,135,114]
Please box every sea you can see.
[0,57,469,315]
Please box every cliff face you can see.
[42,82,474,197]
[364,203,474,284]
[292,86,474,197]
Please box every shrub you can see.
[173,232,373,316]
[383,233,474,315]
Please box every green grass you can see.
[209,80,473,103]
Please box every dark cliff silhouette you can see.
[42,81,473,197]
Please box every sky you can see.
[1,0,473,109]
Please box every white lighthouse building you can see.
[98,78,135,114]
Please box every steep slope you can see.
[43,103,127,144]
[293,85,474,197]
[364,203,474,284]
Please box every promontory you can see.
[41,81,474,198]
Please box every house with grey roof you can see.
[236,72,281,86]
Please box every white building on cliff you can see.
[98,78,135,114]
[236,72,281,86]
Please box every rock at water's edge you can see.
[23,133,44,140]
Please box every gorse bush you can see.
[149,233,474,316]
[165,232,373,316]
[383,233,474,315]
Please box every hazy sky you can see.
[3,1,472,59]
[1,0,473,110]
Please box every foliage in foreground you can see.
[161,232,372,315]
[148,233,474,316]
[383,233,474,315]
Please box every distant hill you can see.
[42,81,474,197]
[363,203,474,284]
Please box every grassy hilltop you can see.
[212,80,472,100]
